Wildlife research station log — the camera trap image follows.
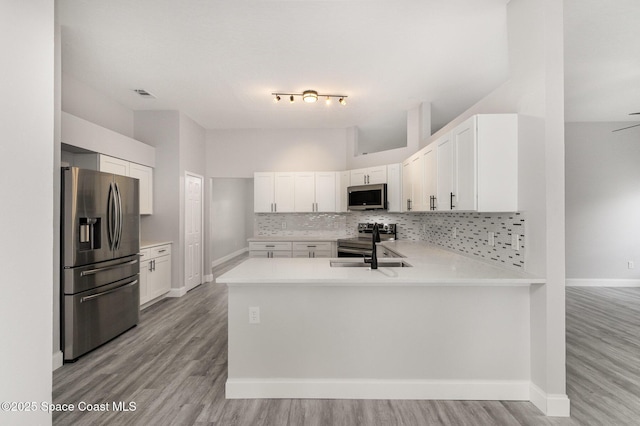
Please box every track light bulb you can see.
[325,96,331,105]
[274,94,281,103]
[290,95,295,103]
[339,97,346,105]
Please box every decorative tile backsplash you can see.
[254,211,526,271]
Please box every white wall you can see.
[62,73,134,137]
[0,1,54,425]
[206,128,348,177]
[211,178,254,263]
[565,122,640,280]
[135,111,182,289]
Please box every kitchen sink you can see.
[329,260,412,268]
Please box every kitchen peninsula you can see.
[217,242,544,403]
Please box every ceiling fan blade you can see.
[612,123,640,132]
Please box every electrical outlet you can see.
[281,222,286,229]
[488,231,495,247]
[511,233,520,251]
[452,227,457,238]
[629,261,634,269]
[249,307,260,324]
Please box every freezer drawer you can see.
[63,277,140,362]
[63,254,139,295]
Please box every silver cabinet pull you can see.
[81,259,139,276]
[81,280,138,303]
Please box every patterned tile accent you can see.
[254,211,526,271]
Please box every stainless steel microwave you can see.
[347,184,387,210]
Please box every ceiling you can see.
[57,0,640,137]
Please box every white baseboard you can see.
[566,278,640,287]
[52,350,63,371]
[166,286,187,298]
[226,378,530,401]
[529,383,571,417]
[204,274,213,283]
[211,248,248,268]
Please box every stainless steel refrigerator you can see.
[61,167,140,362]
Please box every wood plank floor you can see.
[52,257,637,425]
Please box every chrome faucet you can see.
[364,223,381,269]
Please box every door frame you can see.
[184,171,204,292]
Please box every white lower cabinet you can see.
[249,242,292,258]
[140,243,172,306]
[249,241,335,258]
[292,242,333,258]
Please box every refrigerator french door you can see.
[61,167,140,362]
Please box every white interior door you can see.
[185,173,203,292]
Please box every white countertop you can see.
[248,236,348,242]
[217,241,544,286]
[140,241,173,249]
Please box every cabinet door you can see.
[99,155,129,176]
[386,163,402,213]
[422,147,437,211]
[139,259,150,305]
[402,159,413,212]
[436,132,454,211]
[271,251,292,258]
[274,172,295,212]
[249,251,270,258]
[350,169,367,186]
[336,171,350,212]
[410,155,424,211]
[452,116,477,211]
[148,254,171,300]
[367,165,387,184]
[315,172,336,212]
[254,172,275,213]
[129,163,153,215]
[294,172,316,212]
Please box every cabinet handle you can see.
[266,245,275,248]
[450,192,455,210]
[307,245,316,248]
[158,249,166,253]
[274,203,277,213]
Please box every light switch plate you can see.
[249,307,260,324]
[511,234,520,251]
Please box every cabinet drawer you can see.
[150,245,171,258]
[292,242,332,251]
[249,242,292,251]
[139,248,151,262]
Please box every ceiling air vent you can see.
[133,89,156,99]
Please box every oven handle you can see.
[337,247,370,256]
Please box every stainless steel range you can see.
[337,223,397,257]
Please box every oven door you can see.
[337,247,371,258]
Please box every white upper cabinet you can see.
[386,163,402,213]
[314,172,336,212]
[274,172,295,213]
[254,172,275,213]
[99,155,129,176]
[452,117,477,211]
[350,165,387,186]
[402,153,424,212]
[294,172,316,212]
[255,171,337,213]
[422,146,437,211]
[445,114,518,212]
[129,163,154,215]
[436,132,454,211]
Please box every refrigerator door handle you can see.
[115,182,123,250]
[80,279,138,303]
[107,182,115,250]
[80,259,139,277]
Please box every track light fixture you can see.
[272,90,348,105]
